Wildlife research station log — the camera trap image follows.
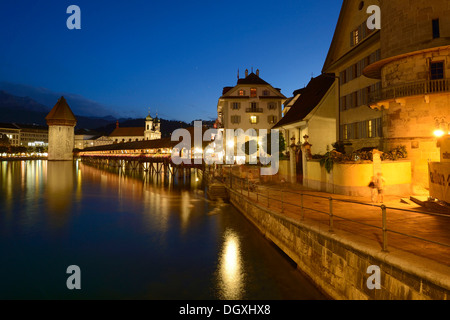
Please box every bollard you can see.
[381,205,388,252]
[329,197,334,233]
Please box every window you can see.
[268,103,276,110]
[351,28,360,46]
[430,61,444,80]
[231,116,241,124]
[232,102,241,110]
[432,19,440,39]
[262,90,270,96]
[267,116,277,124]
[239,90,245,96]
[250,102,258,109]
[250,88,257,97]
[250,116,258,124]
[367,120,373,138]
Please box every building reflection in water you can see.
[46,161,74,227]
[217,229,244,300]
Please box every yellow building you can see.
[363,0,450,190]
[322,0,382,152]
[323,0,449,191]
[217,69,286,133]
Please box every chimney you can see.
[256,69,259,76]
[245,69,248,77]
[116,120,119,129]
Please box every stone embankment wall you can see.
[229,189,450,300]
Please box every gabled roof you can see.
[220,72,286,99]
[237,72,269,85]
[45,96,77,126]
[273,74,335,129]
[109,127,145,137]
[322,0,380,73]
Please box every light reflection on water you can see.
[0,160,327,300]
[218,229,244,300]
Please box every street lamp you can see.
[433,118,449,137]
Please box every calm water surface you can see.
[0,160,326,299]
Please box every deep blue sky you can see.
[0,0,342,122]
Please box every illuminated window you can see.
[368,120,373,138]
[250,116,258,124]
[238,90,245,96]
[352,29,359,46]
[250,88,257,97]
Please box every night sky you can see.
[0,0,342,122]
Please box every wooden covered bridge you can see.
[75,132,214,176]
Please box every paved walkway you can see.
[228,178,450,267]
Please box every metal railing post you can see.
[329,197,334,233]
[300,193,304,220]
[381,205,388,252]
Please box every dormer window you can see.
[263,90,270,96]
[239,90,245,96]
[250,88,257,97]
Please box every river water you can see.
[0,160,326,300]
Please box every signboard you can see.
[440,135,450,163]
[429,162,450,204]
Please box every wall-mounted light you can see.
[433,118,449,137]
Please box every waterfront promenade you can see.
[222,174,450,268]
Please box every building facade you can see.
[217,69,286,146]
[322,0,383,154]
[109,113,161,144]
[0,123,48,147]
[363,0,450,190]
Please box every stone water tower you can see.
[45,96,77,161]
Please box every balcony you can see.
[246,107,263,113]
[369,78,450,105]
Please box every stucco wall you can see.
[304,160,412,197]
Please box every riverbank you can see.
[202,169,450,300]
[228,186,450,300]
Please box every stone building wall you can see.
[48,125,75,161]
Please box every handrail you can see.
[210,170,450,257]
[369,78,450,104]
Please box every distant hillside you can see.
[0,91,194,136]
